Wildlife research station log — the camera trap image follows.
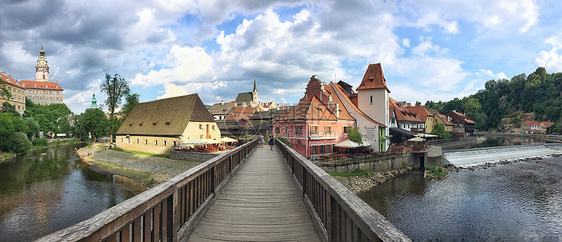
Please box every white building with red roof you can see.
[19,45,64,105]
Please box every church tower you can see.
[90,93,99,109]
[35,44,50,82]
[251,79,259,107]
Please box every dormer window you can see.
[152,122,157,126]
[139,122,143,127]
[129,123,133,127]
[165,122,170,126]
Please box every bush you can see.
[32,137,48,146]
[13,132,32,153]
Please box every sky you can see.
[1,0,562,114]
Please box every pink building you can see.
[273,76,355,158]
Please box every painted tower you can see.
[252,79,258,105]
[35,44,50,82]
[90,93,99,109]
[356,63,390,151]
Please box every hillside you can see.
[425,67,562,132]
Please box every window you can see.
[295,126,302,135]
[128,138,130,143]
[310,125,318,135]
[152,123,157,126]
[275,126,280,134]
[311,146,317,155]
[164,141,167,146]
[137,139,139,144]
[333,144,337,153]
[212,125,215,130]
[370,95,373,104]
[121,138,123,143]
[173,141,177,147]
[319,145,324,154]
[199,124,202,129]
[284,125,288,135]
[145,140,148,145]
[324,126,331,136]
[155,140,158,145]
[165,122,170,126]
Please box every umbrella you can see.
[203,138,220,144]
[183,139,207,144]
[361,141,371,147]
[219,137,238,142]
[407,137,425,142]
[335,139,361,148]
[415,133,438,138]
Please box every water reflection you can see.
[0,144,146,241]
[358,157,562,241]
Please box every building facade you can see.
[273,76,355,158]
[20,45,64,105]
[0,72,26,114]
[115,94,221,155]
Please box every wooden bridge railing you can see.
[276,139,411,242]
[38,139,258,242]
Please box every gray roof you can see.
[116,94,215,136]
[235,92,253,105]
[210,102,236,115]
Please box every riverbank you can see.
[332,167,413,194]
[77,143,202,187]
[1,139,83,164]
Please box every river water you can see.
[359,156,562,241]
[0,143,146,241]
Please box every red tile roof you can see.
[356,63,390,92]
[330,82,385,127]
[436,113,453,126]
[274,95,340,122]
[389,98,423,123]
[449,110,475,124]
[1,73,25,88]
[19,80,63,90]
[405,106,434,122]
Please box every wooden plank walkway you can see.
[188,145,321,241]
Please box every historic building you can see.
[115,94,220,155]
[20,45,64,105]
[90,93,99,109]
[356,63,391,150]
[273,75,355,158]
[235,79,259,107]
[447,110,475,137]
[0,72,26,114]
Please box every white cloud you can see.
[411,36,447,56]
[477,69,507,79]
[535,35,562,72]
[131,45,213,87]
[157,83,188,99]
[402,38,410,48]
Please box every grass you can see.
[425,165,447,178]
[328,169,372,177]
[0,152,15,164]
[88,157,157,187]
[112,148,170,159]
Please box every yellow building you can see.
[0,72,26,114]
[434,113,454,132]
[115,94,221,155]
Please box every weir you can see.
[443,144,562,168]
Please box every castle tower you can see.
[251,79,259,107]
[35,43,50,82]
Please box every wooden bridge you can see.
[39,140,410,242]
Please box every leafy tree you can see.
[1,102,18,115]
[0,84,11,99]
[35,114,54,134]
[101,73,130,118]
[12,132,31,153]
[0,113,15,151]
[25,117,40,140]
[32,137,48,146]
[78,108,109,141]
[121,93,140,117]
[430,123,451,139]
[347,127,363,144]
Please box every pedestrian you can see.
[258,134,264,148]
[268,135,275,150]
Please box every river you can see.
[359,154,562,240]
[0,143,146,241]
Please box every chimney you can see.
[221,100,224,105]
[335,103,340,118]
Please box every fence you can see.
[38,139,258,241]
[276,139,411,241]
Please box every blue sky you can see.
[1,0,561,114]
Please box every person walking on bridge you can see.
[268,135,275,150]
[258,134,264,148]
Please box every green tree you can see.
[347,127,363,144]
[79,108,109,141]
[0,113,15,151]
[101,73,130,118]
[12,132,32,153]
[1,102,18,115]
[0,84,11,100]
[24,117,40,140]
[121,93,140,117]
[35,113,54,134]
[430,123,451,139]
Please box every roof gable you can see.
[330,82,385,126]
[356,63,390,92]
[405,106,434,122]
[116,94,215,136]
[274,96,338,122]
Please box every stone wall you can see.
[426,146,444,166]
[169,150,218,162]
[317,154,413,173]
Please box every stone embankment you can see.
[333,168,412,194]
[78,143,202,187]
